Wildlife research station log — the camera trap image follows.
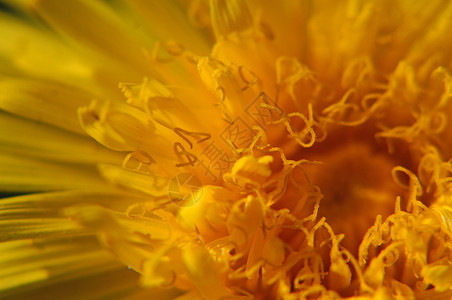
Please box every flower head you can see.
[1,0,452,299]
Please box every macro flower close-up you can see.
[2,0,452,299]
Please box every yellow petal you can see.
[0,112,123,165]
[0,237,137,299]
[329,247,352,290]
[0,152,107,192]
[0,218,83,242]
[183,247,230,299]
[0,13,94,86]
[78,99,172,156]
[209,0,253,39]
[98,164,170,197]
[225,155,273,189]
[0,77,92,134]
[127,0,211,55]
[421,264,452,292]
[34,0,153,76]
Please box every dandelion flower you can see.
[1,0,452,299]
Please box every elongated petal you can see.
[0,152,106,192]
[34,0,152,76]
[0,112,123,164]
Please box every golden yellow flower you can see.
[1,0,452,299]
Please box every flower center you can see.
[298,125,407,253]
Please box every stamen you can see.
[238,65,258,91]
[120,77,173,111]
[275,56,315,101]
[391,166,425,214]
[272,106,320,148]
[122,150,155,173]
[341,56,374,89]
